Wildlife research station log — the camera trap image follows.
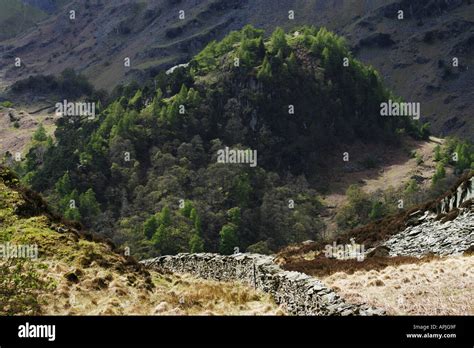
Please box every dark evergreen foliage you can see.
[20,26,426,258]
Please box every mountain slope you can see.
[1,0,472,139]
[278,172,473,261]
[0,0,388,90]
[0,0,48,41]
[0,165,281,315]
[21,0,69,14]
[344,0,474,140]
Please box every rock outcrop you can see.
[435,176,474,214]
[382,174,473,257]
[383,209,473,257]
[142,253,385,316]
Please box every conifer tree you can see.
[270,27,289,56]
[181,201,193,218]
[257,37,266,58]
[257,55,272,81]
[219,224,239,255]
[64,207,81,221]
[143,215,159,239]
[287,52,298,72]
[33,124,48,142]
[189,233,204,253]
[79,188,101,219]
[434,145,442,161]
[159,206,171,226]
[55,172,72,196]
[432,163,446,186]
[128,89,143,108]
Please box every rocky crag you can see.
[142,253,385,316]
[382,175,473,257]
[383,209,473,257]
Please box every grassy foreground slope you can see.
[321,255,473,315]
[0,165,280,315]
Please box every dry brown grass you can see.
[37,260,283,316]
[320,255,474,315]
[281,253,440,278]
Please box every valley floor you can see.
[321,136,444,238]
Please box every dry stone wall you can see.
[142,253,385,316]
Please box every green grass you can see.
[0,100,13,108]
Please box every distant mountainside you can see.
[344,0,474,140]
[1,0,472,139]
[21,0,67,13]
[0,0,387,89]
[0,0,48,41]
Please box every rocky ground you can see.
[384,209,474,257]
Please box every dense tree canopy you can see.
[17,26,431,259]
